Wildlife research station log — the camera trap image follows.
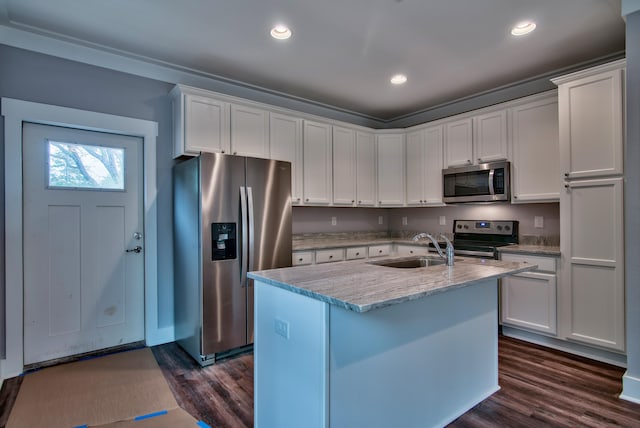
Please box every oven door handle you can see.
[455,249,496,258]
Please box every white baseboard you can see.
[621,373,640,403]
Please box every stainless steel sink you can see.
[367,255,446,268]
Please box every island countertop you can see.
[248,256,536,313]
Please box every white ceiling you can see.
[0,0,626,121]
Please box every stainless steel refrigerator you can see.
[173,153,292,365]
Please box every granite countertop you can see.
[248,256,535,313]
[498,245,561,257]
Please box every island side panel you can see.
[254,281,329,428]
[329,279,499,428]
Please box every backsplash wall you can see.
[292,203,559,240]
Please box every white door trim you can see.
[1,97,165,379]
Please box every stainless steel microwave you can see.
[442,161,510,203]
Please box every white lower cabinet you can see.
[292,251,314,266]
[394,244,429,256]
[501,253,557,335]
[346,247,367,260]
[368,244,391,258]
[315,248,345,264]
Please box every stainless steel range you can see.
[451,220,519,259]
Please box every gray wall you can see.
[625,10,640,384]
[0,45,177,357]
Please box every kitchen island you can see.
[248,256,535,428]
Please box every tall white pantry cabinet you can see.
[552,59,626,352]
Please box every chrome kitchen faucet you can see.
[412,233,455,266]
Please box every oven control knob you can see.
[463,225,469,230]
[457,224,462,229]
[505,225,511,231]
[497,225,503,231]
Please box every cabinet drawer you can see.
[501,253,556,273]
[346,247,367,260]
[395,245,429,256]
[368,244,392,258]
[292,251,314,266]
[315,248,345,264]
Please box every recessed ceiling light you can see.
[390,74,407,85]
[511,21,536,36]
[270,25,292,40]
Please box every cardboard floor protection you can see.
[6,347,205,428]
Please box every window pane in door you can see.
[47,140,125,190]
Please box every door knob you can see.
[126,246,142,253]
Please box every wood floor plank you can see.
[2,335,640,427]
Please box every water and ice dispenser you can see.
[211,223,237,260]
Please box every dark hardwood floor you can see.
[2,335,640,427]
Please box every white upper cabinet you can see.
[553,61,624,179]
[423,126,444,205]
[230,104,269,158]
[171,85,230,158]
[377,133,405,206]
[355,131,376,206]
[444,109,508,168]
[444,118,473,168]
[270,113,303,205]
[303,121,333,205]
[474,110,508,163]
[406,126,444,206]
[509,93,560,203]
[405,129,426,205]
[332,126,357,206]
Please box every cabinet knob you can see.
[477,158,481,162]
[564,172,569,177]
[378,250,382,253]
[513,195,518,199]
[352,200,355,203]
[356,252,360,256]
[298,258,303,262]
[297,198,301,202]
[358,200,362,204]
[329,255,333,259]
[410,250,414,254]
[306,198,309,202]
[221,150,225,153]
[467,159,472,164]
[564,184,570,189]
[233,151,237,155]
[379,201,382,204]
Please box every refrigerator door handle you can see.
[247,187,256,272]
[240,186,249,286]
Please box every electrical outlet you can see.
[439,216,446,226]
[534,216,544,228]
[402,216,408,226]
[274,318,289,339]
[331,216,337,226]
[378,215,384,225]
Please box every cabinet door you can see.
[560,177,624,351]
[230,104,269,157]
[376,134,405,206]
[355,132,376,206]
[303,121,332,205]
[444,118,473,167]
[423,125,444,205]
[558,68,623,179]
[510,96,560,202]
[332,126,356,206]
[474,110,508,163]
[405,129,425,205]
[270,113,302,204]
[501,272,557,335]
[183,94,230,155]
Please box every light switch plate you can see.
[331,216,337,226]
[534,216,544,228]
[439,216,446,226]
[378,215,384,225]
[402,216,408,226]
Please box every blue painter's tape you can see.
[73,425,88,428]
[134,409,168,421]
[196,421,211,428]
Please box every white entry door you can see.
[22,122,145,365]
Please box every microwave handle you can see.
[488,169,495,195]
